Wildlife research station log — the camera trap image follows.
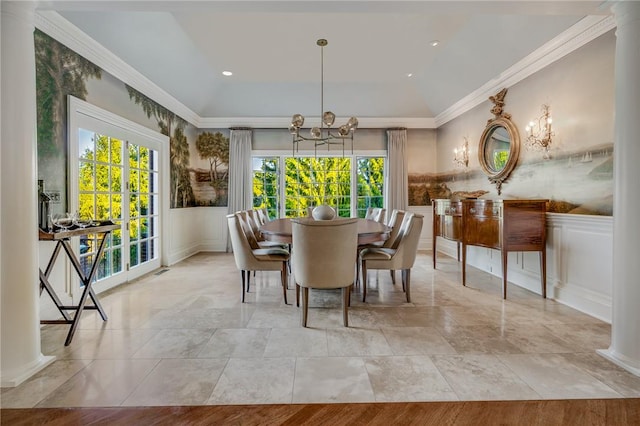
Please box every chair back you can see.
[227,213,255,270]
[391,213,424,269]
[245,210,262,236]
[383,209,407,248]
[365,207,386,223]
[291,217,358,289]
[236,212,260,249]
[257,207,270,224]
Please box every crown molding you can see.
[35,11,613,131]
[435,14,615,127]
[34,11,201,126]
[197,116,436,129]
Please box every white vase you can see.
[312,205,336,220]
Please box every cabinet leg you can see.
[502,250,508,299]
[461,244,467,286]
[540,249,547,299]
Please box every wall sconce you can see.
[453,137,469,168]
[525,104,554,158]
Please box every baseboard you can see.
[168,243,202,266]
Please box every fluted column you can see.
[597,1,640,376]
[1,1,55,387]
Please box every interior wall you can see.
[432,30,616,321]
[436,29,615,215]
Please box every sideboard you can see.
[433,198,548,299]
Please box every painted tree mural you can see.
[35,30,102,157]
[195,131,229,182]
[125,85,193,208]
[194,131,230,206]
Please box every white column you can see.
[1,1,55,387]
[597,1,640,376]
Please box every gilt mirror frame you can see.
[478,88,520,195]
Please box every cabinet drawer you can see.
[465,201,501,218]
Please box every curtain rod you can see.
[229,127,253,130]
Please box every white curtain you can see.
[386,129,408,214]
[227,128,253,251]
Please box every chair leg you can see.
[405,269,412,303]
[342,286,350,327]
[241,270,246,303]
[247,270,251,293]
[296,284,300,307]
[390,270,396,285]
[401,270,406,292]
[301,287,309,327]
[281,262,289,305]
[355,251,361,286]
[362,261,368,302]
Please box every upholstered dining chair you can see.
[256,207,270,225]
[356,209,407,285]
[365,207,386,224]
[227,213,291,304]
[291,217,358,327]
[360,213,423,303]
[243,210,287,250]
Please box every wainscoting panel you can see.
[168,207,228,265]
[408,206,433,251]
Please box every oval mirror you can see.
[478,116,520,194]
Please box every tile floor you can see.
[3,252,640,408]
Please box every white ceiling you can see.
[42,1,609,126]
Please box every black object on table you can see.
[38,222,119,345]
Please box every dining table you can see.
[260,218,391,245]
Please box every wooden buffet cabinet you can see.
[433,199,548,299]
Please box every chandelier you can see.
[289,39,358,155]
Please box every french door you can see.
[69,96,166,297]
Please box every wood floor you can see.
[2,399,639,425]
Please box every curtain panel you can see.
[227,129,253,251]
[386,129,408,214]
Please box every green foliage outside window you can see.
[78,132,155,278]
[356,157,384,218]
[252,156,385,218]
[285,157,352,218]
[253,158,279,220]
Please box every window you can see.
[78,130,124,279]
[356,157,385,218]
[252,157,280,220]
[252,155,385,218]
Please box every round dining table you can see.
[260,218,391,245]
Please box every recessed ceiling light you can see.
[222,71,233,76]
[429,40,440,47]
[407,73,413,78]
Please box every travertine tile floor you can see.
[3,252,640,407]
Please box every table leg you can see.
[59,234,110,345]
[39,269,72,321]
[39,241,74,321]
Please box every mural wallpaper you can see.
[36,29,611,215]
[35,30,229,211]
[408,144,613,216]
[35,29,102,211]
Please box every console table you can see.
[39,223,118,345]
[433,199,547,299]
